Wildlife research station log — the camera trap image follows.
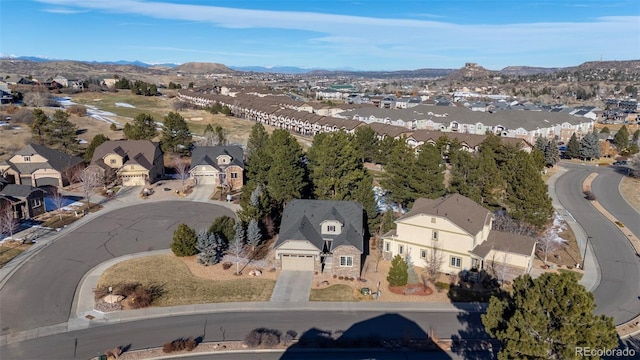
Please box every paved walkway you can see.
[269,271,314,302]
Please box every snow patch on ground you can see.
[374,186,401,213]
[549,212,568,243]
[115,102,136,108]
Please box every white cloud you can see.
[42,7,89,14]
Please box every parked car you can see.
[612,160,627,166]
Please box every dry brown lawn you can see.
[620,177,640,213]
[0,124,31,161]
[0,240,31,268]
[309,284,357,301]
[97,254,276,306]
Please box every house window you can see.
[339,256,353,267]
[23,156,31,162]
[32,198,42,208]
[420,249,427,259]
[450,256,462,268]
[231,172,238,179]
[431,217,436,223]
[433,231,438,240]
[398,245,404,255]
[385,242,390,252]
[327,225,336,233]
[110,159,116,165]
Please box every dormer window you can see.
[23,156,31,162]
[327,225,336,232]
[321,220,342,235]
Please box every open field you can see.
[0,124,32,161]
[620,176,640,213]
[70,91,175,121]
[97,254,276,306]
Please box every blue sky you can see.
[1,0,639,70]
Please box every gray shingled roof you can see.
[190,146,244,171]
[10,144,83,173]
[0,184,44,199]
[470,230,536,258]
[275,199,364,253]
[398,194,491,236]
[91,140,162,171]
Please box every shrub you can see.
[615,221,625,228]
[244,328,282,348]
[583,190,597,201]
[162,342,173,353]
[333,274,337,279]
[435,282,450,291]
[387,254,408,287]
[338,275,344,280]
[185,337,198,351]
[282,330,298,345]
[110,123,117,131]
[171,223,198,256]
[67,104,87,116]
[222,262,233,270]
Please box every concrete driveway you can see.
[270,271,314,302]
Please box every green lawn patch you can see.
[97,254,276,306]
[309,284,357,301]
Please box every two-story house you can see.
[274,200,366,277]
[382,194,536,281]
[189,146,244,191]
[0,144,84,188]
[89,140,165,186]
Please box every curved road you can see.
[555,163,640,324]
[0,202,234,335]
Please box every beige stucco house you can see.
[0,144,84,188]
[189,146,244,191]
[89,140,164,186]
[382,194,536,282]
[274,200,366,278]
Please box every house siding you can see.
[330,245,361,278]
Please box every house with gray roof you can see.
[382,194,535,282]
[0,184,46,220]
[89,140,164,186]
[274,199,366,277]
[0,144,84,188]
[189,145,244,191]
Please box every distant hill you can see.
[230,66,313,74]
[499,66,559,76]
[172,62,235,74]
[446,63,496,81]
[306,68,455,79]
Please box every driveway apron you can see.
[270,270,314,302]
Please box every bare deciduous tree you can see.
[424,241,445,282]
[492,213,537,237]
[172,155,190,193]
[537,229,561,265]
[23,91,56,107]
[490,250,511,286]
[0,203,18,239]
[79,167,101,210]
[49,187,66,221]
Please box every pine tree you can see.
[266,129,307,208]
[534,136,547,152]
[378,210,397,236]
[632,129,640,144]
[353,170,379,235]
[600,126,610,134]
[448,148,482,203]
[411,143,445,199]
[123,113,157,140]
[227,220,246,275]
[613,125,630,150]
[171,223,198,256]
[84,134,110,162]
[565,132,580,159]
[482,273,617,359]
[245,123,272,186]
[543,137,560,167]
[353,125,379,163]
[161,112,192,155]
[380,138,416,210]
[31,108,49,143]
[208,215,236,243]
[195,230,225,265]
[579,130,600,160]
[387,254,408,286]
[246,219,262,250]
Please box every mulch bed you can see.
[388,283,434,296]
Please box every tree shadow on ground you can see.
[279,313,451,359]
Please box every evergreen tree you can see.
[387,254,408,286]
[504,151,553,229]
[475,150,504,207]
[565,132,580,159]
[482,273,617,359]
[31,108,49,143]
[448,148,482,203]
[266,129,307,208]
[195,230,225,265]
[123,113,157,140]
[353,125,379,163]
[353,170,379,235]
[227,220,247,275]
[161,112,192,155]
[380,138,416,210]
[49,109,79,153]
[534,136,547,153]
[170,223,198,256]
[600,126,610,134]
[308,132,366,200]
[374,136,398,165]
[632,129,640,144]
[208,215,236,243]
[246,219,262,250]
[245,123,272,186]
[613,125,630,150]
[543,137,560,167]
[84,134,110,162]
[579,130,600,160]
[412,143,445,199]
[378,210,397,236]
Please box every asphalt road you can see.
[0,310,487,360]
[555,163,640,324]
[0,202,234,335]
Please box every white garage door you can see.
[122,175,146,186]
[194,174,216,185]
[281,254,314,271]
